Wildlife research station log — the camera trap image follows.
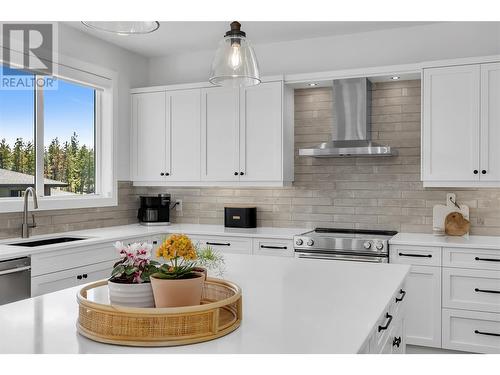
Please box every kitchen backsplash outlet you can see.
[136,80,500,236]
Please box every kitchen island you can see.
[0,254,409,354]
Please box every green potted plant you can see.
[151,234,225,308]
[108,241,160,308]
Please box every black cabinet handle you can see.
[240,172,244,175]
[234,172,238,176]
[160,172,165,176]
[475,257,500,262]
[475,288,500,294]
[395,289,406,302]
[482,170,487,174]
[474,330,500,337]
[474,170,479,174]
[83,274,88,279]
[260,245,288,250]
[206,242,230,246]
[378,313,393,332]
[165,172,170,176]
[398,252,432,258]
[152,241,158,245]
[392,336,402,348]
[77,275,82,280]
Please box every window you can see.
[0,58,115,212]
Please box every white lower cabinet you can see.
[442,308,500,354]
[252,238,294,257]
[188,235,252,255]
[31,260,115,297]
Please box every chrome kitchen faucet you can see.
[21,187,38,238]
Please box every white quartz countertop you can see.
[0,254,409,354]
[390,232,500,250]
[0,223,309,261]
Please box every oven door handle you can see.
[296,252,387,263]
[0,266,31,276]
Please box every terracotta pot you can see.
[108,280,155,308]
[150,273,204,308]
[192,267,207,280]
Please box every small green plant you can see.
[196,244,225,277]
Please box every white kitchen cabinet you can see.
[31,260,114,297]
[393,263,442,347]
[132,89,201,183]
[169,89,201,181]
[240,81,283,181]
[201,86,240,182]
[480,62,500,181]
[188,235,252,255]
[422,65,481,184]
[131,92,168,181]
[422,62,500,187]
[252,238,294,257]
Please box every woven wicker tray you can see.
[77,278,242,347]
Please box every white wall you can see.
[57,23,149,180]
[148,22,500,85]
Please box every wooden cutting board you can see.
[432,194,469,235]
[445,212,470,236]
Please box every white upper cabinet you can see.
[169,89,201,181]
[422,62,500,187]
[480,63,500,181]
[240,81,283,182]
[201,86,240,182]
[131,78,293,187]
[131,92,168,181]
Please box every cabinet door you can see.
[480,63,500,181]
[422,65,481,182]
[240,81,283,181]
[168,89,201,181]
[131,92,168,181]
[201,87,240,181]
[401,265,442,347]
[31,261,114,297]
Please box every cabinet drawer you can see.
[31,243,118,276]
[443,247,500,271]
[31,260,114,297]
[390,245,441,266]
[442,308,500,354]
[443,267,500,313]
[253,238,294,257]
[189,235,252,255]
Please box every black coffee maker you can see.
[138,194,171,225]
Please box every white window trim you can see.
[0,48,118,213]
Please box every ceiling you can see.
[67,21,437,58]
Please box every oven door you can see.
[295,251,389,263]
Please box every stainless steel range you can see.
[294,228,398,263]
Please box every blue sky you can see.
[0,65,95,148]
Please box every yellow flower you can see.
[157,234,197,261]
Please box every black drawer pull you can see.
[475,288,500,294]
[76,275,82,280]
[395,289,406,302]
[152,241,158,245]
[475,257,500,262]
[260,245,288,250]
[399,252,432,258]
[378,313,393,332]
[392,336,402,348]
[206,242,231,246]
[82,274,88,279]
[474,330,500,337]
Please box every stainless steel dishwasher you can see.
[0,257,31,305]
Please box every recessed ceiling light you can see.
[391,76,400,80]
[308,83,319,87]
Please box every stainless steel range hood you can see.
[299,78,396,157]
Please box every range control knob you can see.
[307,239,315,246]
[295,239,303,246]
[375,242,384,250]
[363,241,372,249]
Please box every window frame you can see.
[0,50,117,213]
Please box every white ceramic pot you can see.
[108,280,155,308]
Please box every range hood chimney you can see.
[299,77,396,157]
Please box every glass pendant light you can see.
[81,21,160,35]
[209,21,260,87]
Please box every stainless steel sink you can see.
[7,237,86,247]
